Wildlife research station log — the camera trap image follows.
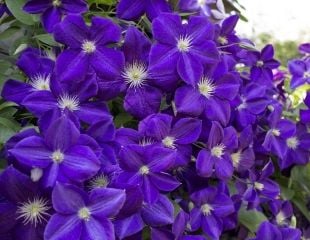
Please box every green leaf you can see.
[5,0,38,25]
[0,27,20,40]
[88,0,116,5]
[238,207,267,232]
[33,34,59,46]
[0,117,21,144]
[291,163,310,194]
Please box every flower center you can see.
[254,182,264,191]
[231,151,242,168]
[82,40,96,54]
[197,0,206,6]
[198,77,216,99]
[276,211,286,225]
[29,74,51,91]
[162,136,176,149]
[271,128,281,137]
[286,136,299,150]
[211,144,225,158]
[218,36,228,45]
[58,94,80,111]
[51,150,64,164]
[52,0,61,7]
[122,62,148,88]
[139,165,150,175]
[303,71,310,78]
[256,60,264,67]
[201,203,213,216]
[78,207,91,221]
[177,35,192,52]
[88,174,109,189]
[16,197,50,227]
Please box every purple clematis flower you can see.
[250,221,301,240]
[149,13,219,87]
[239,161,280,209]
[117,144,180,203]
[288,59,310,89]
[269,200,294,227]
[279,123,310,169]
[44,183,126,240]
[175,68,239,125]
[116,0,171,21]
[1,48,55,105]
[0,166,51,240]
[119,26,163,119]
[215,15,240,49]
[178,0,215,17]
[189,186,235,239]
[9,116,100,187]
[23,0,87,32]
[53,15,124,91]
[138,113,202,166]
[196,121,238,180]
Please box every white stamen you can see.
[30,168,43,182]
[231,151,242,168]
[198,77,216,99]
[82,40,96,53]
[211,144,225,158]
[254,182,264,191]
[218,36,228,45]
[122,62,148,88]
[303,71,310,78]
[51,150,64,164]
[276,211,287,225]
[139,165,150,175]
[197,0,206,7]
[201,203,214,216]
[58,94,80,111]
[256,60,264,67]
[177,35,193,52]
[139,137,154,146]
[271,128,281,137]
[29,74,51,91]
[78,207,91,221]
[162,136,177,149]
[16,197,50,227]
[52,0,61,7]
[286,136,299,150]
[88,174,109,190]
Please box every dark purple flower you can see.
[0,166,51,240]
[149,13,219,87]
[23,0,87,32]
[44,183,125,239]
[189,186,235,239]
[250,221,301,240]
[196,121,238,180]
[117,145,179,203]
[53,15,124,92]
[116,0,171,21]
[138,113,202,166]
[288,59,310,89]
[300,92,310,123]
[269,200,293,227]
[9,116,100,187]
[178,0,215,16]
[175,70,239,125]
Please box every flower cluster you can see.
[0,0,309,239]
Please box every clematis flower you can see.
[53,15,124,92]
[138,113,202,165]
[150,13,219,87]
[9,116,100,187]
[239,161,280,209]
[1,48,55,105]
[23,0,87,32]
[288,59,310,89]
[196,121,238,180]
[117,145,180,203]
[250,221,301,240]
[178,0,215,16]
[0,166,51,240]
[189,186,235,239]
[116,0,171,21]
[269,200,294,227]
[175,69,239,125]
[45,183,126,240]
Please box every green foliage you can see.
[5,0,38,25]
[238,207,268,232]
